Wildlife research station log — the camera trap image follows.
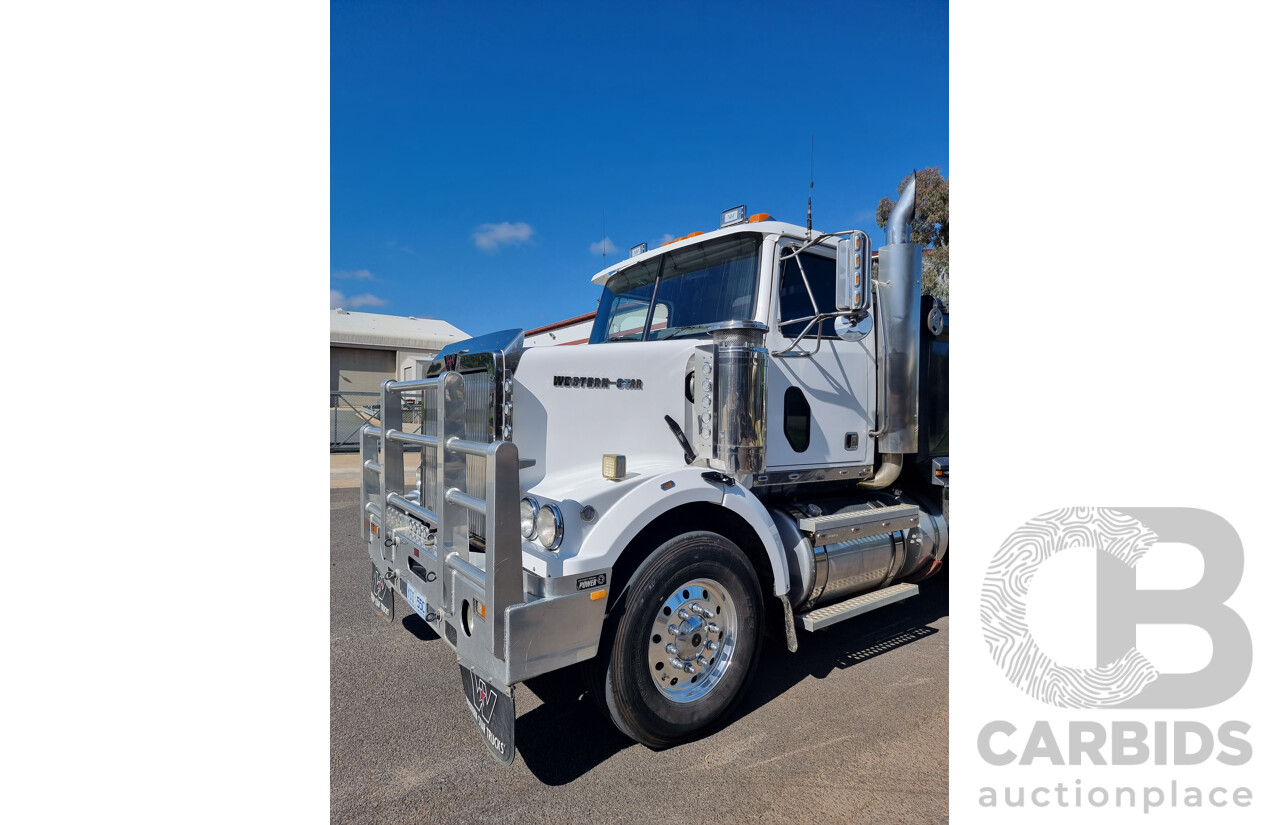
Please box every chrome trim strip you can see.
[752,465,875,487]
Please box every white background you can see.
[953,1,1279,820]
[1,1,1277,821]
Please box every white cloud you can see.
[332,269,375,280]
[657,233,675,246]
[589,237,618,256]
[331,289,387,310]
[473,221,534,252]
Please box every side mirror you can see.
[835,231,871,312]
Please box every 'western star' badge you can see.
[552,376,643,389]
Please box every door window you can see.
[777,250,837,339]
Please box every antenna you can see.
[806,135,813,240]
[602,217,607,267]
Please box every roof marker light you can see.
[747,213,772,223]
[720,205,747,227]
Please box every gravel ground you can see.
[330,485,948,824]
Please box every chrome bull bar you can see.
[361,370,522,674]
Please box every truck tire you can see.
[591,530,763,748]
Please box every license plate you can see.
[405,581,430,622]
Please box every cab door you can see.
[763,241,875,471]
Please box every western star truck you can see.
[359,174,949,763]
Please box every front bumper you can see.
[367,511,609,689]
[361,370,608,695]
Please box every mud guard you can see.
[460,664,516,765]
[370,562,394,622]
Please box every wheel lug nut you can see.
[696,656,709,667]
[707,623,721,634]
[707,640,719,651]
[670,657,685,669]
[690,604,704,616]
[677,608,691,620]
[683,662,696,674]
[668,624,679,636]
[665,643,679,655]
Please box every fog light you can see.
[602,454,627,480]
[536,503,563,550]
[520,497,538,539]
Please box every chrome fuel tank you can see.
[770,493,948,612]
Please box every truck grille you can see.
[416,369,503,545]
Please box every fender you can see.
[553,466,791,599]
[558,465,723,576]
[719,482,790,597]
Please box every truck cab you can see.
[360,178,948,762]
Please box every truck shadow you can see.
[515,567,948,785]
[515,670,633,784]
[400,613,440,642]
[738,566,949,719]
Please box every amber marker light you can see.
[602,454,627,480]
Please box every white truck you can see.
[360,174,949,763]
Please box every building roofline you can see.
[525,311,597,336]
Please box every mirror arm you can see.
[775,229,869,358]
[771,311,847,358]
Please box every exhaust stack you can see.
[862,173,922,488]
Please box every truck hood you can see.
[512,340,709,490]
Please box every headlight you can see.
[520,497,538,539]
[536,503,563,550]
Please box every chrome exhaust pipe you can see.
[886,172,917,244]
[861,172,923,489]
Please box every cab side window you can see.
[777,250,837,339]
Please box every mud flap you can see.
[460,664,516,765]
[371,562,394,622]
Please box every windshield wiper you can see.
[650,325,713,341]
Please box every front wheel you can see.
[591,531,763,748]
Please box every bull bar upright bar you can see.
[361,371,523,681]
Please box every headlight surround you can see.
[519,497,538,539]
[535,503,563,550]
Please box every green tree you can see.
[923,243,947,303]
[875,166,948,302]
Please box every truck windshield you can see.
[589,234,761,343]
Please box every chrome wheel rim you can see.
[647,577,738,703]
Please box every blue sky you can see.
[331,0,948,335]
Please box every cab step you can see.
[797,583,920,631]
[796,502,920,546]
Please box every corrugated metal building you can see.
[330,309,469,451]
[330,309,469,392]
